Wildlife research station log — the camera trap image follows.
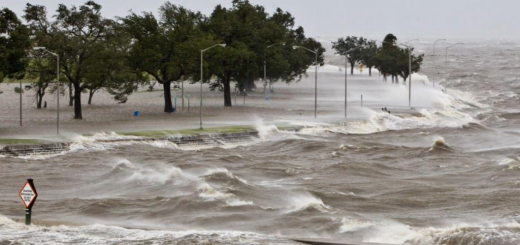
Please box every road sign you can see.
[19,180,38,209]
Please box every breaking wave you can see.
[428,136,453,152]
[0,215,291,245]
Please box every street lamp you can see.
[34,47,60,135]
[445,42,464,94]
[293,46,318,118]
[398,39,419,108]
[200,43,226,130]
[264,42,284,99]
[343,46,366,118]
[432,39,446,87]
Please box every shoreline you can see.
[7,217,400,245]
[0,124,304,156]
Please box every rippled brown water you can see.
[2,41,520,245]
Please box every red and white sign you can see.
[19,181,37,209]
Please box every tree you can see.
[24,56,58,108]
[0,8,30,83]
[25,2,114,119]
[203,1,259,106]
[360,40,378,76]
[122,2,207,113]
[264,9,325,87]
[332,36,367,75]
[398,47,424,82]
[83,23,139,105]
[204,0,324,106]
[373,34,424,83]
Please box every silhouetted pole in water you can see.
[265,43,284,100]
[343,46,366,118]
[181,76,184,111]
[200,44,226,130]
[33,47,60,135]
[293,46,318,118]
[433,39,446,88]
[243,89,246,105]
[19,79,22,126]
[398,39,418,108]
[19,178,38,226]
[445,42,464,94]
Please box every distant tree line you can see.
[333,34,424,83]
[0,0,325,119]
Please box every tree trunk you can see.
[73,82,82,119]
[350,63,355,75]
[36,89,43,109]
[245,78,255,92]
[223,72,232,107]
[163,82,173,113]
[369,67,372,76]
[88,89,95,105]
[69,83,74,106]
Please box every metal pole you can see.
[345,56,347,118]
[181,78,184,110]
[19,79,22,126]
[57,56,60,135]
[200,51,203,130]
[433,43,436,88]
[315,52,317,118]
[25,208,31,225]
[445,47,448,94]
[25,178,36,225]
[264,60,267,99]
[409,50,412,108]
[432,39,446,88]
[433,43,436,87]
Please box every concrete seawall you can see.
[0,131,262,157]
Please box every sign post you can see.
[188,94,191,111]
[19,179,38,225]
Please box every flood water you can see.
[1,40,520,245]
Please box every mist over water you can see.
[2,40,520,245]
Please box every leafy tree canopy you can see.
[332,36,367,74]
[122,2,210,112]
[0,8,30,83]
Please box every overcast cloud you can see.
[2,0,519,41]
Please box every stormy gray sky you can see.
[2,0,519,41]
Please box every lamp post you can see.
[264,43,284,99]
[34,47,60,135]
[293,46,318,118]
[343,46,366,118]
[432,39,446,87]
[181,75,184,110]
[445,42,464,94]
[398,39,418,108]
[200,44,226,130]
